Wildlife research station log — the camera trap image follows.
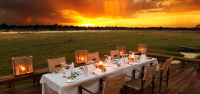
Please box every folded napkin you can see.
[70,62,74,71]
[121,58,125,66]
[84,65,88,77]
[107,56,111,63]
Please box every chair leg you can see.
[166,75,169,87]
[79,86,82,94]
[120,87,123,94]
[141,89,143,94]
[159,78,162,93]
[159,71,163,93]
[124,86,127,91]
[152,76,155,94]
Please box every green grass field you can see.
[0,30,200,90]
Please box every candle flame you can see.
[81,57,84,60]
[22,67,25,71]
[99,61,103,65]
[131,55,134,58]
[20,66,26,71]
[120,52,122,55]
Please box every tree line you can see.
[0,23,200,32]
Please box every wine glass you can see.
[61,62,67,73]
[104,55,108,63]
[129,51,132,55]
[88,61,93,68]
[122,54,125,59]
[124,54,129,62]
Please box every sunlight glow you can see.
[83,24,95,27]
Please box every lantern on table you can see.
[75,50,88,64]
[99,61,103,69]
[117,45,126,56]
[12,56,34,76]
[138,44,147,52]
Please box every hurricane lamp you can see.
[138,44,147,52]
[12,56,34,76]
[117,45,126,55]
[75,50,88,64]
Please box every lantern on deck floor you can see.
[12,56,34,76]
[138,44,147,52]
[75,50,88,64]
[117,45,126,56]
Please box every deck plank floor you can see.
[0,62,200,94]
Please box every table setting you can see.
[40,51,159,94]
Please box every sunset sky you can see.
[0,0,200,27]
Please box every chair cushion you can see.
[96,89,103,94]
[124,79,141,90]
[155,71,167,78]
[155,71,160,78]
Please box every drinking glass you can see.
[61,62,66,72]
[104,55,108,64]
[88,61,92,68]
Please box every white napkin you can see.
[143,55,146,61]
[140,55,146,61]
[84,65,88,77]
[107,56,111,64]
[121,58,125,66]
[70,62,74,71]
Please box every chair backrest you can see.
[110,50,120,59]
[102,73,126,94]
[143,64,157,88]
[87,52,100,63]
[47,57,66,72]
[162,57,173,76]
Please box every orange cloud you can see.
[0,0,200,27]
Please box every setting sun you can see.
[83,24,95,27]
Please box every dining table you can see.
[40,57,159,94]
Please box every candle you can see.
[80,57,85,63]
[19,65,26,74]
[131,55,134,60]
[120,51,122,55]
[99,61,103,69]
[22,67,25,71]
[141,48,144,51]
[81,57,84,61]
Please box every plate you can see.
[103,64,109,67]
[111,66,119,69]
[135,60,139,62]
[114,59,120,61]
[65,79,76,83]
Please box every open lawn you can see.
[0,30,200,90]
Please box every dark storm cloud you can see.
[0,0,76,25]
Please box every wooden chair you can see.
[47,57,68,72]
[155,57,173,93]
[110,50,120,59]
[124,64,157,94]
[79,73,126,94]
[88,52,100,63]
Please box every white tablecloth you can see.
[40,58,158,94]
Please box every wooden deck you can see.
[1,62,200,94]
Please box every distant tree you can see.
[0,23,8,29]
[55,23,58,26]
[158,26,163,31]
[195,24,200,28]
